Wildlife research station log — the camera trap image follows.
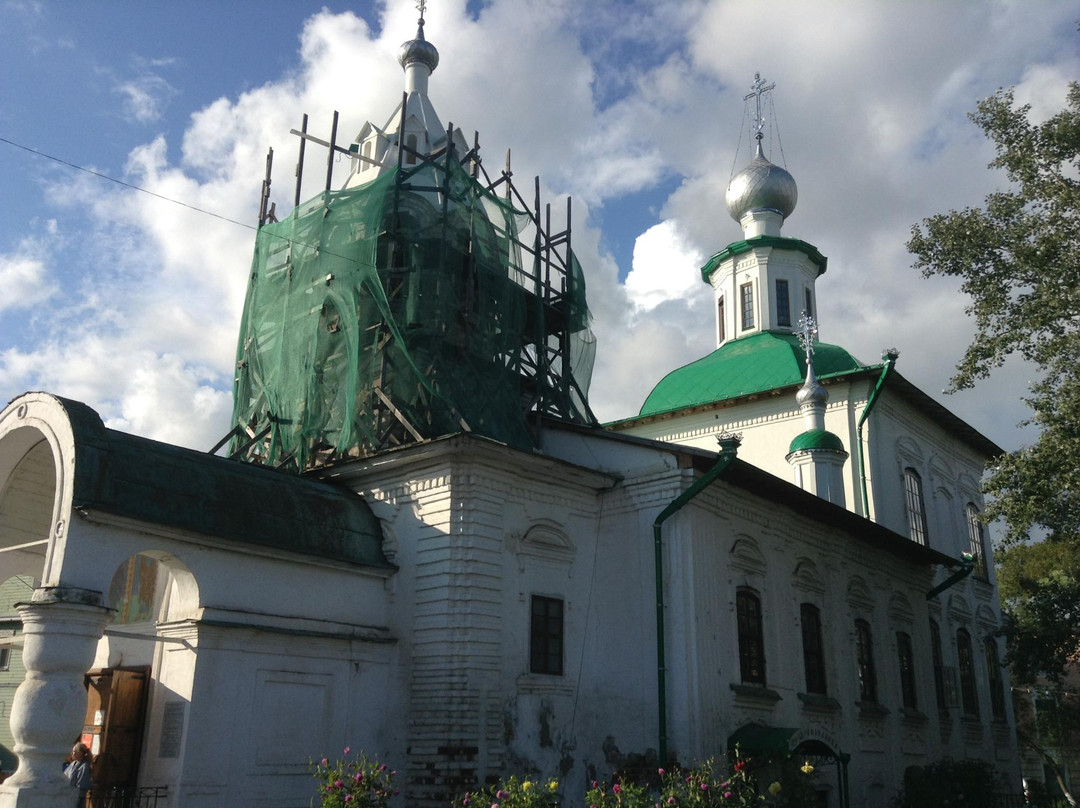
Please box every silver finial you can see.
[797,312,818,366]
[744,72,776,143]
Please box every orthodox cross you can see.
[796,312,818,367]
[744,72,775,142]
[416,0,427,24]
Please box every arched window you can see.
[929,619,947,711]
[985,637,1005,719]
[896,631,917,710]
[904,468,928,545]
[855,619,878,704]
[957,628,979,717]
[736,589,766,685]
[967,504,988,578]
[800,603,827,695]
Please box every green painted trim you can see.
[700,235,828,282]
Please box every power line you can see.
[0,135,257,232]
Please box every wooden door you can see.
[82,666,150,788]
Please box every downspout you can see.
[856,349,899,518]
[652,435,741,764]
[926,553,975,600]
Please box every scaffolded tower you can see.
[225,20,596,471]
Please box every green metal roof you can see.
[700,235,827,283]
[788,429,846,455]
[638,332,866,417]
[50,396,390,569]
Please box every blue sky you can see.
[1,0,1077,456]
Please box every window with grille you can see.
[855,619,878,703]
[986,638,1006,719]
[967,504,988,578]
[776,279,791,327]
[737,589,766,685]
[529,595,564,675]
[957,628,979,717]
[800,603,827,695]
[897,631,917,710]
[904,468,928,545]
[930,619,947,711]
[740,283,755,330]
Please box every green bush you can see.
[889,758,1004,808]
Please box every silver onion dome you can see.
[796,372,828,408]
[398,21,440,73]
[725,143,798,223]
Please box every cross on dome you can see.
[744,72,776,142]
[415,0,427,24]
[796,313,818,366]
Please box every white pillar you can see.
[0,587,112,808]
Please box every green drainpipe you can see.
[652,435,741,765]
[926,553,975,600]
[857,349,899,518]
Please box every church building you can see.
[0,13,1018,808]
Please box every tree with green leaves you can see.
[908,82,1080,548]
[909,82,1080,803]
[998,541,1080,805]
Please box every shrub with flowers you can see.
[311,748,398,808]
[585,776,653,808]
[654,754,767,807]
[454,775,560,808]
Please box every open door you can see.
[83,666,150,789]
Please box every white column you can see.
[0,587,112,808]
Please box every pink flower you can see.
[613,784,622,795]
[592,781,600,789]
[724,792,732,800]
[491,803,499,808]
[463,798,470,806]
[667,798,676,805]
[701,783,708,791]
[344,746,351,755]
[344,796,353,804]
[658,768,666,776]
[380,764,388,772]
[334,780,344,788]
[497,790,509,800]
[320,758,328,767]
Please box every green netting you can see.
[230,156,595,470]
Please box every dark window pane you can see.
[856,619,877,703]
[957,628,979,717]
[737,590,766,684]
[740,283,755,330]
[897,631,917,709]
[530,595,564,676]
[776,279,791,327]
[930,619,947,711]
[801,603,827,694]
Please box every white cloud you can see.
[115,74,177,124]
[0,239,56,313]
[623,220,706,312]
